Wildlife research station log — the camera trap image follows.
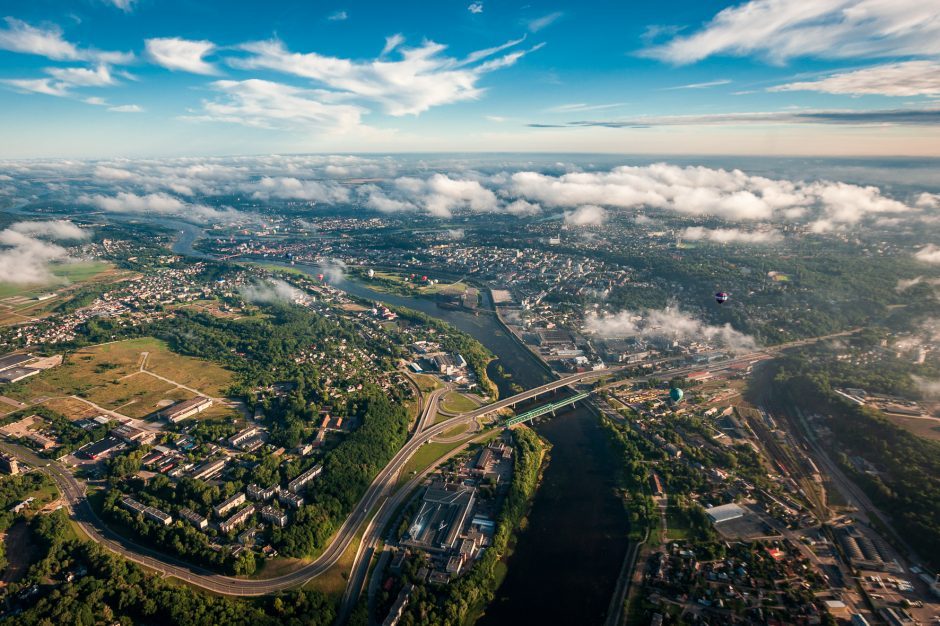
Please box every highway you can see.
[0,329,854,600]
[0,366,619,596]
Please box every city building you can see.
[219,504,255,533]
[190,458,226,481]
[179,507,208,530]
[120,496,172,526]
[160,396,213,423]
[111,423,156,445]
[0,453,19,474]
[213,492,246,518]
[288,463,322,494]
[277,488,304,509]
[261,505,288,527]
[403,483,476,553]
[247,483,277,501]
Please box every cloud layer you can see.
[0,220,89,285]
[586,306,757,353]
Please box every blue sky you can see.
[0,0,938,158]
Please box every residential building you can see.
[261,505,288,528]
[219,504,255,533]
[179,507,208,530]
[213,492,246,518]
[288,463,322,494]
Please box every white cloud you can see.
[895,276,940,292]
[644,0,940,65]
[544,102,627,113]
[392,174,499,217]
[585,306,757,353]
[93,165,135,180]
[505,199,541,215]
[911,375,940,399]
[506,163,913,226]
[914,244,940,264]
[240,279,305,304]
[327,11,348,21]
[146,37,219,75]
[104,0,136,11]
[663,79,732,90]
[0,17,132,64]
[10,219,88,240]
[318,258,347,283]
[527,12,563,33]
[0,220,87,285]
[233,35,539,116]
[915,192,940,209]
[109,104,143,113]
[81,191,241,223]
[246,176,350,203]
[3,64,118,100]
[770,61,940,97]
[381,34,405,57]
[447,228,465,240]
[189,79,367,132]
[682,226,782,244]
[468,3,484,14]
[564,204,607,225]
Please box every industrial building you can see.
[705,502,746,524]
[190,458,226,481]
[160,396,213,423]
[403,483,476,553]
[111,423,156,445]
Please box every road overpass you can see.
[0,328,854,598]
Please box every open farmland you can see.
[6,337,235,419]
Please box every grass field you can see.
[440,423,470,438]
[884,414,940,442]
[9,337,234,419]
[410,373,442,394]
[439,391,478,413]
[0,262,131,326]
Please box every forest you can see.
[2,511,335,626]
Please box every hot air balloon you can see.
[669,387,684,403]
[715,291,729,304]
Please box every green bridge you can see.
[503,391,591,427]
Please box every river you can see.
[292,269,631,625]
[183,243,632,625]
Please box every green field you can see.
[0,261,129,326]
[439,391,479,413]
[0,261,114,299]
[8,337,235,419]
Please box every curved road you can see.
[0,367,621,595]
[1,332,849,598]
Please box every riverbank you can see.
[399,426,549,625]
